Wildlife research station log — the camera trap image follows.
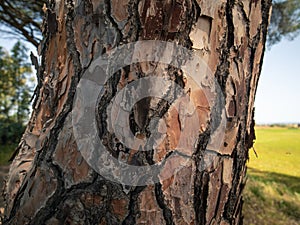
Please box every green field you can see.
[244,127,300,225]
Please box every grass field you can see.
[243,126,300,224]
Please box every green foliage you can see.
[0,41,33,145]
[268,0,300,46]
[0,144,17,165]
[0,119,25,145]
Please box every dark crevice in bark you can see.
[193,128,211,225]
[249,31,261,79]
[226,0,235,49]
[238,1,250,39]
[96,71,121,159]
[236,111,251,222]
[29,164,66,225]
[104,0,122,45]
[223,124,244,221]
[194,171,210,225]
[215,0,235,94]
[122,185,145,225]
[261,0,272,45]
[96,69,121,124]
[155,182,175,225]
[210,162,225,224]
[246,109,256,150]
[65,1,83,80]
[124,0,141,42]
[238,1,250,23]
[192,0,201,23]
[215,53,230,94]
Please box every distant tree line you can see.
[0,42,33,145]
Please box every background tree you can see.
[0,41,32,144]
[268,0,300,46]
[0,0,45,47]
[3,0,271,224]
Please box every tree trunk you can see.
[3,0,271,224]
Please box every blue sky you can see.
[0,35,299,124]
[255,36,300,124]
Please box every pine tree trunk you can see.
[3,0,271,224]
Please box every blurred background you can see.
[0,0,299,224]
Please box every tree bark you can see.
[3,0,271,224]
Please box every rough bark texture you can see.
[2,0,271,224]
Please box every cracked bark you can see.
[3,0,271,224]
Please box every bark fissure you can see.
[155,183,175,225]
[193,129,211,225]
[226,0,235,49]
[122,186,145,225]
[223,124,243,222]
[104,0,123,45]
[29,163,65,225]
[194,171,210,225]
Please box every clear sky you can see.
[255,36,300,124]
[0,34,299,124]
